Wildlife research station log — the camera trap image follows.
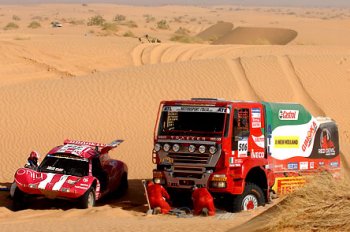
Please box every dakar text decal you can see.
[302,121,318,152]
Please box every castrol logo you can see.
[278,110,299,120]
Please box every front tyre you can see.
[79,187,95,209]
[12,187,27,211]
[231,183,265,212]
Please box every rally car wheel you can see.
[79,187,95,209]
[115,173,128,198]
[12,187,27,211]
[230,183,265,212]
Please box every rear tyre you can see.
[79,187,95,209]
[229,183,265,212]
[115,173,128,198]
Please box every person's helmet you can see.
[29,151,39,161]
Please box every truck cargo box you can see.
[262,102,340,175]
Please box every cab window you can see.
[232,108,250,150]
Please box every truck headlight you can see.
[211,181,227,188]
[163,143,170,152]
[209,146,217,154]
[188,145,196,153]
[172,144,180,152]
[211,174,227,188]
[199,145,206,154]
[154,143,161,152]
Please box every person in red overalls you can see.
[146,181,171,214]
[192,185,215,216]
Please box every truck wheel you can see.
[79,187,95,209]
[12,187,26,211]
[231,183,265,212]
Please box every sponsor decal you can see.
[330,161,339,168]
[252,122,261,129]
[238,140,248,157]
[235,159,243,164]
[57,144,90,156]
[252,108,261,117]
[38,173,55,189]
[52,175,69,191]
[169,136,207,141]
[302,121,318,152]
[318,128,336,156]
[163,106,229,113]
[251,150,264,158]
[278,110,299,120]
[299,161,308,170]
[229,157,234,164]
[83,178,89,183]
[287,162,298,170]
[252,135,265,148]
[274,136,299,148]
[319,161,325,166]
[252,108,261,128]
[75,186,88,190]
[310,162,315,169]
[274,164,284,169]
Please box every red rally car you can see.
[10,139,128,210]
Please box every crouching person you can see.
[147,181,171,214]
[192,185,215,216]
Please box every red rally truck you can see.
[152,98,340,212]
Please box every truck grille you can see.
[168,153,211,165]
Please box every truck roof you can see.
[161,98,261,107]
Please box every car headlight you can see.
[163,143,170,152]
[188,145,196,153]
[154,143,161,152]
[199,145,206,154]
[67,179,78,185]
[209,146,217,154]
[61,188,70,192]
[29,183,38,189]
[172,144,180,152]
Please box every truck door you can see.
[231,106,265,160]
[232,108,250,158]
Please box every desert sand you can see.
[0,3,349,231]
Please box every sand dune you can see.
[212,27,298,45]
[196,22,234,41]
[0,3,350,232]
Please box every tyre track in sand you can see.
[278,55,325,116]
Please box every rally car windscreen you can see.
[38,154,89,177]
[158,105,228,136]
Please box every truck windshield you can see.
[38,154,89,177]
[158,105,228,137]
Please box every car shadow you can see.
[0,179,150,213]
